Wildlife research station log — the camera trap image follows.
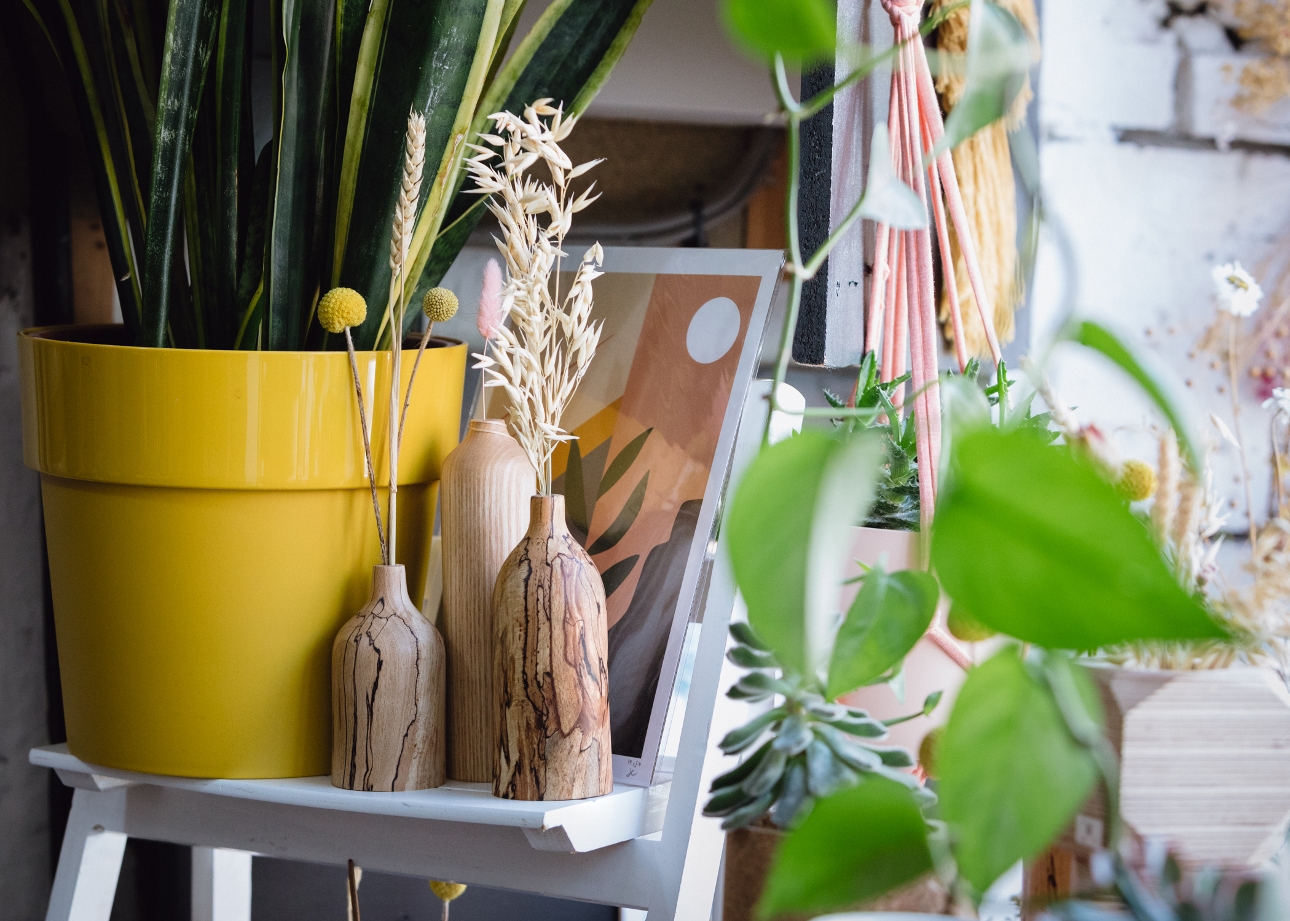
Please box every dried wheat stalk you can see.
[466,100,604,495]
[385,110,426,565]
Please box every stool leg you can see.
[192,847,253,921]
[45,790,127,921]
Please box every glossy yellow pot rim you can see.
[19,324,467,491]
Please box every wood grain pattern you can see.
[441,419,535,781]
[332,564,446,791]
[493,495,613,801]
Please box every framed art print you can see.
[484,246,782,785]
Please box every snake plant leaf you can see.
[27,0,145,334]
[404,0,654,316]
[759,776,934,919]
[725,430,883,680]
[598,427,652,497]
[206,0,251,347]
[234,144,272,349]
[588,471,648,555]
[931,427,1227,649]
[336,0,497,349]
[262,0,336,349]
[599,554,638,598]
[938,647,1101,893]
[139,0,219,346]
[826,564,939,699]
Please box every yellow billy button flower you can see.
[1117,458,1158,502]
[918,726,943,780]
[318,287,368,334]
[429,881,467,902]
[422,287,460,324]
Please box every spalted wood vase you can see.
[493,494,613,800]
[331,564,446,791]
[440,419,535,782]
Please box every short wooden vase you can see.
[440,419,535,782]
[331,564,446,791]
[493,494,613,801]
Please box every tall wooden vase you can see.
[493,494,613,801]
[331,564,445,791]
[440,419,535,781]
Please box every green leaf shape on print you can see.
[588,472,649,556]
[564,437,590,534]
[1061,320,1201,469]
[599,428,652,498]
[138,0,220,346]
[726,430,883,679]
[720,0,836,65]
[933,1,1034,159]
[931,427,1226,650]
[758,775,933,919]
[599,554,638,598]
[938,648,1101,893]
[826,564,938,699]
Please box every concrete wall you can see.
[1032,0,1290,530]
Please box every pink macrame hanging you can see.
[866,0,1003,669]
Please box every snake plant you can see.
[22,0,651,349]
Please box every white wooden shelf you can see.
[31,744,666,854]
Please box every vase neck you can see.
[528,495,566,538]
[467,419,510,438]
[369,564,415,611]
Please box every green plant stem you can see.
[346,329,387,563]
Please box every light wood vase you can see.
[331,564,446,791]
[440,419,535,782]
[493,494,613,801]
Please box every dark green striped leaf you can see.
[139,0,218,346]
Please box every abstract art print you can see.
[483,247,781,784]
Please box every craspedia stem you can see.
[346,329,388,563]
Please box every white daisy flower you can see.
[1263,387,1290,417]
[1212,261,1264,317]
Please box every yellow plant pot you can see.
[18,325,465,778]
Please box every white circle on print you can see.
[686,297,741,364]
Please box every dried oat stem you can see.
[466,100,604,494]
[345,328,387,563]
[386,110,426,565]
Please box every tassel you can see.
[931,0,1039,359]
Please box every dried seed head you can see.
[428,881,466,902]
[1118,458,1158,503]
[317,287,367,333]
[422,287,459,323]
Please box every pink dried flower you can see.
[477,259,504,341]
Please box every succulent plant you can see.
[703,622,937,830]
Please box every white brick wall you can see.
[1032,2,1290,531]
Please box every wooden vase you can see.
[440,419,535,781]
[493,494,613,800]
[331,564,445,791]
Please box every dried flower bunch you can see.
[1213,0,1290,113]
[467,101,604,494]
